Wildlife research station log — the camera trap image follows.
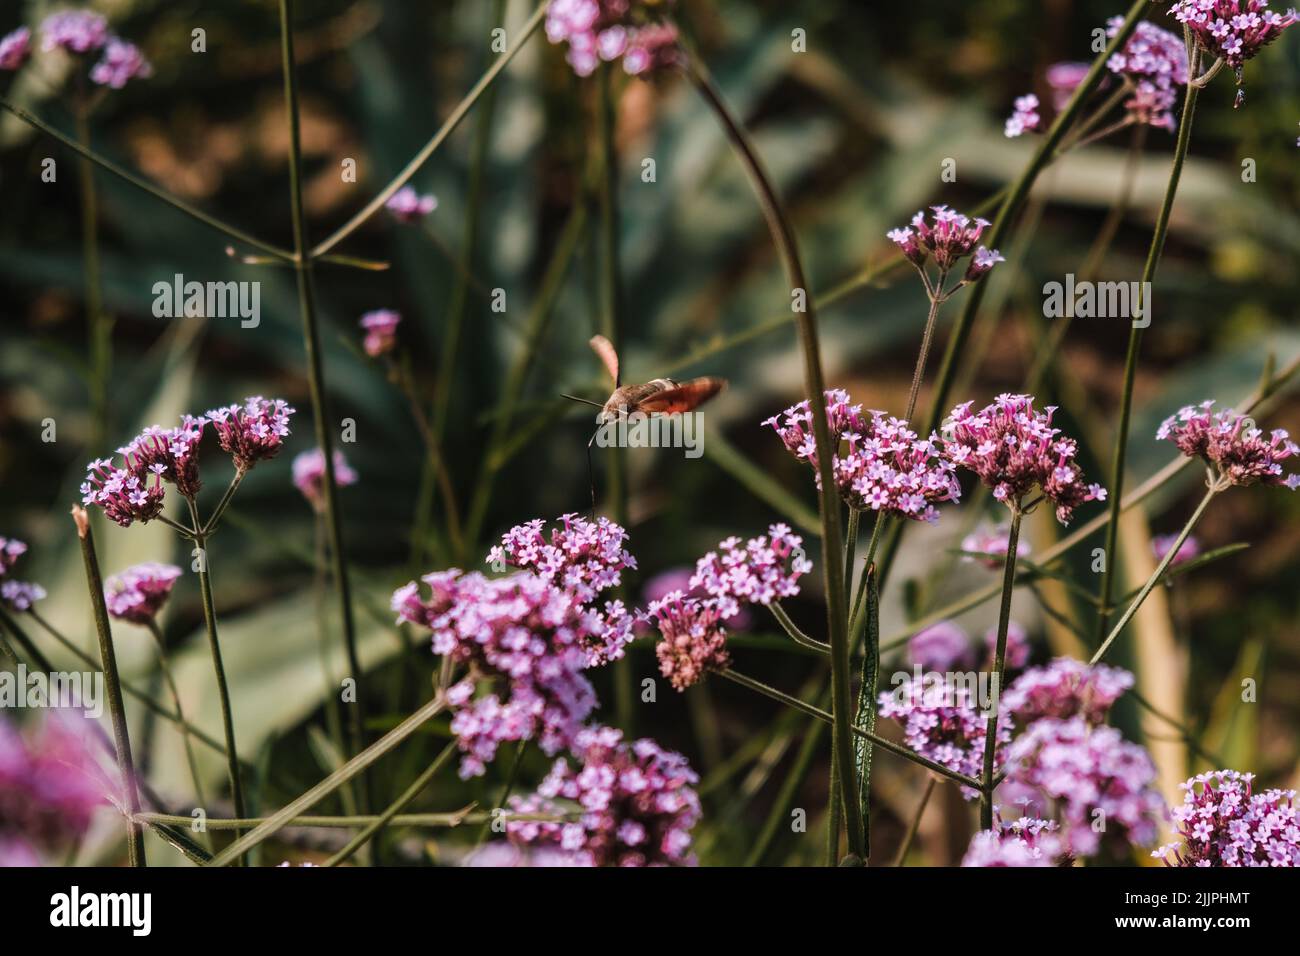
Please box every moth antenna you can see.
[561,392,605,408]
[586,429,600,518]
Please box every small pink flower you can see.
[1157,400,1300,489]
[1002,658,1134,725]
[39,10,108,55]
[641,591,730,691]
[963,814,1066,867]
[1,580,46,612]
[545,0,680,78]
[0,27,31,70]
[104,563,183,625]
[291,448,358,511]
[359,309,401,358]
[206,397,295,473]
[1155,769,1299,866]
[0,537,28,578]
[1004,93,1042,138]
[89,37,152,88]
[385,186,437,223]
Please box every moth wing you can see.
[589,334,620,387]
[637,377,726,414]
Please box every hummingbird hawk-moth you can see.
[564,334,727,510]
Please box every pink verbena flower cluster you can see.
[689,524,811,616]
[545,0,681,77]
[878,676,1009,800]
[385,186,437,222]
[206,397,295,473]
[1157,401,1300,489]
[961,523,1030,569]
[487,514,636,665]
[962,814,1066,867]
[0,713,105,864]
[887,206,1004,283]
[39,10,151,88]
[1004,717,1165,857]
[1105,17,1189,132]
[641,591,730,691]
[1154,769,1300,866]
[463,843,585,867]
[0,28,30,70]
[1002,658,1134,726]
[392,570,599,777]
[941,394,1106,524]
[117,417,207,498]
[359,309,401,358]
[291,448,358,512]
[103,563,183,625]
[1004,94,1042,137]
[0,536,43,611]
[764,390,961,522]
[505,725,701,866]
[0,538,27,578]
[1170,0,1296,69]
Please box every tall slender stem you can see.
[1092,483,1218,665]
[979,505,1022,830]
[903,289,943,424]
[688,54,862,859]
[71,506,145,866]
[894,776,936,866]
[187,498,246,864]
[146,619,208,813]
[1096,54,1202,643]
[279,0,368,821]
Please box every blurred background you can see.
[1,0,1298,865]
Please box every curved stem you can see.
[1096,57,1202,643]
[979,506,1022,829]
[279,0,369,828]
[769,602,830,653]
[894,775,936,866]
[1092,483,1217,665]
[687,53,862,859]
[146,619,209,814]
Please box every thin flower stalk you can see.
[980,507,1023,829]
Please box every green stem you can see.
[207,695,448,866]
[902,287,943,424]
[72,507,145,867]
[894,775,936,867]
[979,506,1022,830]
[139,809,567,830]
[1096,56,1202,643]
[202,469,245,536]
[688,53,861,859]
[279,0,368,825]
[1091,483,1218,666]
[146,619,209,813]
[851,562,880,857]
[769,602,830,653]
[325,741,458,867]
[745,712,826,866]
[188,499,246,864]
[310,2,546,258]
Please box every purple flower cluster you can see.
[103,563,183,625]
[0,27,30,70]
[689,524,811,616]
[1105,17,1189,132]
[392,570,599,777]
[1154,769,1300,866]
[359,309,401,358]
[1004,94,1042,138]
[545,0,681,77]
[962,814,1066,867]
[0,538,27,578]
[206,397,295,474]
[1004,717,1165,857]
[1002,658,1134,726]
[641,591,730,691]
[1152,533,1201,565]
[1157,401,1300,489]
[80,454,166,528]
[291,448,358,512]
[1170,0,1296,68]
[1,580,45,612]
[940,394,1106,524]
[385,186,437,223]
[878,675,1009,800]
[764,390,961,522]
[887,206,1004,282]
[37,10,151,88]
[961,523,1030,569]
[118,417,207,498]
[505,725,701,866]
[907,621,973,671]
[1,713,105,864]
[89,37,152,89]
